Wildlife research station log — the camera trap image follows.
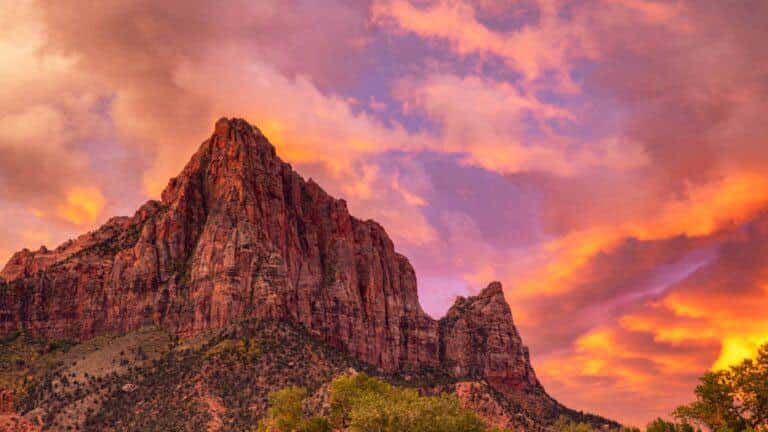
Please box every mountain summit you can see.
[0,118,613,430]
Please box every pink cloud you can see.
[395,73,648,175]
[373,0,597,89]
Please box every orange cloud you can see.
[21,229,51,247]
[56,186,107,226]
[523,202,768,424]
[660,289,768,370]
[611,288,768,415]
[609,0,685,24]
[513,171,768,297]
[535,325,708,426]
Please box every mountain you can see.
[0,118,616,431]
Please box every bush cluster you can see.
[257,373,505,432]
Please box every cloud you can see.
[30,0,378,195]
[586,0,768,188]
[56,186,107,226]
[373,0,597,88]
[393,73,650,179]
[0,2,112,235]
[494,173,768,424]
[537,324,716,426]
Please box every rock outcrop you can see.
[0,118,554,413]
[440,283,548,409]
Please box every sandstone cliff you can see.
[440,283,542,398]
[0,118,557,417]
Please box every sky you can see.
[1,0,767,426]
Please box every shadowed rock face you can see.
[0,118,548,408]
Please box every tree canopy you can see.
[257,373,499,432]
[674,343,768,432]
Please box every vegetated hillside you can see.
[0,319,616,431]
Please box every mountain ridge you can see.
[0,117,616,430]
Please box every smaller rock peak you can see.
[446,282,506,313]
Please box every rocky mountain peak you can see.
[160,117,272,207]
[0,117,569,423]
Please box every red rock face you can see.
[440,282,542,394]
[0,387,13,414]
[0,118,545,405]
